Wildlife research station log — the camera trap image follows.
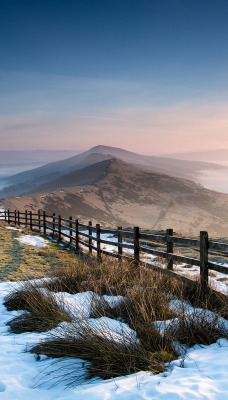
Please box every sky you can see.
[1,0,228,154]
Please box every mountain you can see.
[28,158,113,192]
[0,152,113,197]
[0,145,224,198]
[3,158,228,236]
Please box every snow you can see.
[52,291,125,321]
[0,281,227,399]
[53,291,100,319]
[15,235,49,248]
[154,299,228,335]
[5,226,22,232]
[0,222,228,397]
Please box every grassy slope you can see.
[0,222,76,281]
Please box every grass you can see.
[4,281,71,333]
[167,308,228,347]
[0,223,81,281]
[209,271,217,278]
[180,281,228,318]
[45,257,142,296]
[1,221,228,385]
[4,255,228,384]
[31,320,176,381]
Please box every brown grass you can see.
[4,281,71,333]
[168,309,228,347]
[3,255,228,385]
[31,318,176,381]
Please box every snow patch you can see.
[0,280,227,399]
[15,235,49,248]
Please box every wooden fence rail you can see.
[1,209,228,299]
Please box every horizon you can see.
[1,145,228,156]
[1,1,228,153]
[1,144,228,158]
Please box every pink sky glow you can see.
[1,101,228,154]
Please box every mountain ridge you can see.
[1,145,224,198]
[2,157,228,237]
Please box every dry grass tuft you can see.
[45,258,142,296]
[4,282,71,333]
[181,282,228,318]
[31,319,176,380]
[169,310,228,347]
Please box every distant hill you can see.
[3,157,228,237]
[28,158,113,192]
[0,145,224,198]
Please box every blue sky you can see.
[1,0,228,153]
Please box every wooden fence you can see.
[1,209,228,298]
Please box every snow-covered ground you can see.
[0,281,227,400]
[0,221,228,399]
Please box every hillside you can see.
[0,145,224,198]
[28,158,114,192]
[0,223,75,281]
[2,158,228,236]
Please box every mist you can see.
[196,167,228,194]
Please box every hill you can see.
[0,145,224,198]
[2,158,228,236]
[28,158,113,192]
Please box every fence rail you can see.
[1,209,228,298]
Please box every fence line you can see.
[1,209,228,299]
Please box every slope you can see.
[0,153,113,198]
[1,145,224,199]
[28,158,113,193]
[2,158,228,236]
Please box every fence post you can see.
[58,215,62,241]
[4,210,6,221]
[118,226,122,261]
[200,231,209,299]
[134,226,140,266]
[30,211,33,231]
[69,216,73,244]
[43,211,46,235]
[166,228,173,270]
[52,213,56,235]
[96,223,101,262]
[75,219,79,252]
[25,210,28,227]
[88,221,93,254]
[7,209,10,223]
[17,211,20,226]
[14,210,17,225]
[38,209,41,231]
